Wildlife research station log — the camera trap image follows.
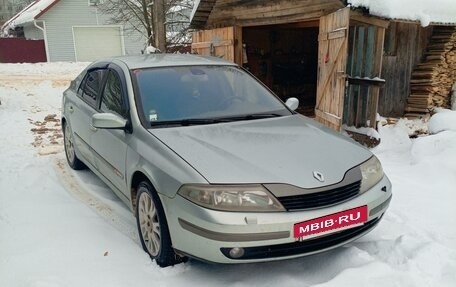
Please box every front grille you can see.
[221,216,381,260]
[277,181,361,210]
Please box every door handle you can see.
[90,125,98,132]
[68,106,74,113]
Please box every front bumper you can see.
[161,175,392,263]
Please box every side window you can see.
[100,70,127,118]
[78,69,105,107]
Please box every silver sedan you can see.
[62,54,392,267]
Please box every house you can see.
[190,0,456,132]
[2,0,146,62]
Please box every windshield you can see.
[133,65,291,126]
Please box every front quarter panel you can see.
[111,59,208,204]
[126,127,208,200]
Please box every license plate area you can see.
[293,206,368,240]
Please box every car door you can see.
[90,65,129,195]
[68,68,107,167]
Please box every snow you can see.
[452,84,456,111]
[428,109,456,134]
[145,45,161,54]
[0,62,88,77]
[2,0,57,31]
[348,0,456,26]
[1,62,456,286]
[343,125,380,140]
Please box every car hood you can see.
[150,115,372,188]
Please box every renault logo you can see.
[313,171,325,182]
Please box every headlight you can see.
[178,184,285,212]
[360,156,384,193]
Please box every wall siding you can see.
[39,0,146,62]
[379,23,433,117]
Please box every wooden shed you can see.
[190,0,456,132]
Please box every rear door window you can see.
[78,69,106,108]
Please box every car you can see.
[62,54,392,267]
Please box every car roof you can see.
[103,54,237,70]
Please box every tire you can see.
[63,121,85,170]
[135,181,185,267]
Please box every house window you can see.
[88,0,104,6]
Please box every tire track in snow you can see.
[54,158,140,244]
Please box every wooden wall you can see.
[379,22,433,117]
[205,0,344,28]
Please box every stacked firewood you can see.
[405,26,456,118]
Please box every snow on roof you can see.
[348,0,456,26]
[2,0,58,31]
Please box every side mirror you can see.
[285,97,299,111]
[92,113,127,130]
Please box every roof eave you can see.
[34,0,61,20]
[189,0,217,29]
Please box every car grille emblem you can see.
[313,171,325,182]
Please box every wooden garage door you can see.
[192,26,242,65]
[73,26,124,62]
[315,8,350,131]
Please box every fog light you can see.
[229,247,245,258]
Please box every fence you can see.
[0,38,46,63]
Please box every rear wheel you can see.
[63,121,85,170]
[136,181,185,267]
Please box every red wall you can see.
[0,38,47,63]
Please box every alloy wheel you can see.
[64,123,75,163]
[138,191,161,257]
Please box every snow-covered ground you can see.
[0,63,455,287]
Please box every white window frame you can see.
[88,0,104,6]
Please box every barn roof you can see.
[190,0,456,28]
[190,0,217,29]
[347,0,456,26]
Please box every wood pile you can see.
[405,26,456,118]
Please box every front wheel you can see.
[63,121,85,170]
[135,181,185,267]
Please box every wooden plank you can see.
[191,40,234,49]
[328,29,346,40]
[315,109,342,126]
[315,7,350,131]
[206,0,344,28]
[233,26,243,66]
[367,27,385,128]
[279,20,320,28]
[350,12,390,29]
[191,26,239,63]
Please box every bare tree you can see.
[165,0,193,51]
[99,0,193,53]
[12,0,34,8]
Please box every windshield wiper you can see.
[150,113,283,127]
[150,118,230,127]
[222,113,283,121]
